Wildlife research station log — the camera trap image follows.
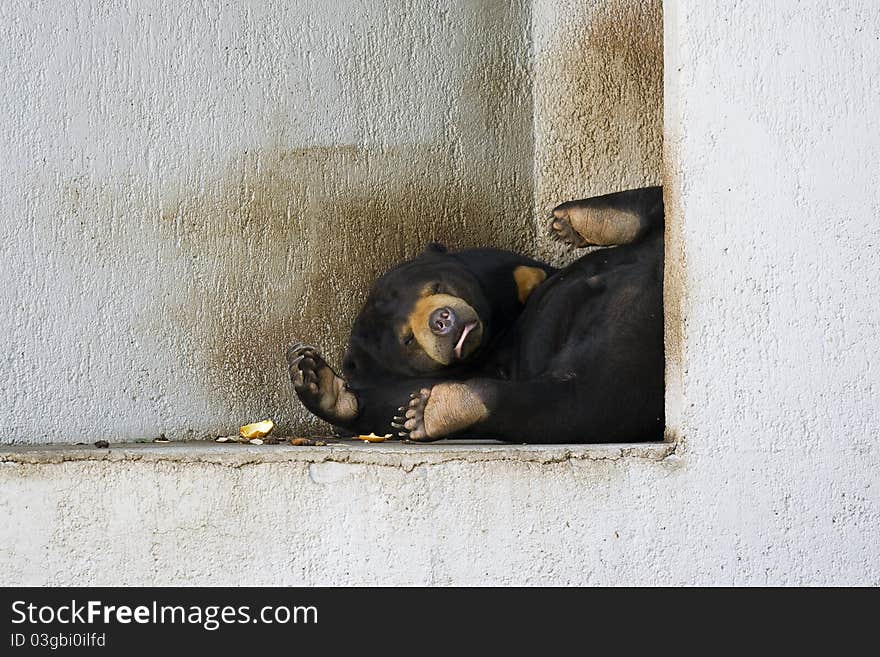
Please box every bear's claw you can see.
[391,388,434,441]
[287,342,322,396]
[549,210,589,248]
[287,341,359,423]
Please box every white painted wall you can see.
[1,1,878,585]
[661,0,880,583]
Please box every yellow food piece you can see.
[359,433,390,443]
[239,419,274,440]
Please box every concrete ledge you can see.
[1,438,687,586]
[0,440,676,472]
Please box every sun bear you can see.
[288,186,664,443]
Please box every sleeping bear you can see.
[287,186,664,443]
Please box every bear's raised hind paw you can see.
[549,209,590,248]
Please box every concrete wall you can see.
[0,0,536,442]
[532,0,663,263]
[3,1,878,586]
[660,0,880,583]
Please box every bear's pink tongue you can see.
[454,322,478,360]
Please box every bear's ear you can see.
[420,241,448,256]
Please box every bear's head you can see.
[342,243,553,381]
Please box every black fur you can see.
[290,186,664,443]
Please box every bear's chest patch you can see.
[513,266,548,304]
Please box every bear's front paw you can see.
[287,342,321,396]
[391,388,437,442]
[287,342,358,424]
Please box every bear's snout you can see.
[429,307,457,335]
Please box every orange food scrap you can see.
[239,420,274,440]
[359,433,390,443]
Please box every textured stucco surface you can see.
[660,0,880,584]
[532,0,663,263]
[3,0,879,586]
[0,0,535,442]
